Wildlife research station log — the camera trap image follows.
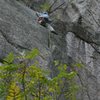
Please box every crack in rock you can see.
[0,29,30,51]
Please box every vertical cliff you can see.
[49,0,100,100]
[0,0,100,100]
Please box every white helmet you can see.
[43,12,48,15]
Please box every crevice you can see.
[90,43,100,54]
[0,29,31,51]
[77,73,91,100]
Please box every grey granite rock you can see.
[0,0,100,100]
[0,0,52,72]
[49,0,100,100]
[45,0,100,99]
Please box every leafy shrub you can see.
[0,49,80,100]
[40,2,50,11]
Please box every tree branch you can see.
[47,0,58,13]
[49,2,65,14]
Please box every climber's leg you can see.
[48,32,50,48]
[46,24,58,35]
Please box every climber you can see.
[36,12,58,35]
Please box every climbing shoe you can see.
[51,31,58,35]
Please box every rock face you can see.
[0,0,100,100]
[0,0,50,64]
[46,0,100,99]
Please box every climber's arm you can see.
[36,12,41,17]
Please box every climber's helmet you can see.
[43,12,48,15]
[39,12,49,18]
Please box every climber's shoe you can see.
[51,31,58,35]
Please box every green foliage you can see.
[0,49,81,100]
[40,2,50,11]
[74,63,84,68]
[25,48,39,59]
[7,82,21,100]
[4,52,14,64]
